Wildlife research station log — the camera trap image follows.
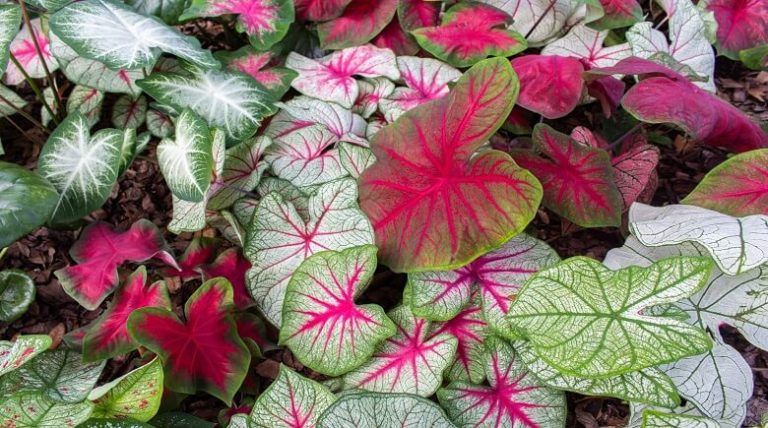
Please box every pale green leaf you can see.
[0,269,36,322]
[0,393,93,428]
[317,391,455,428]
[207,136,271,210]
[0,4,20,77]
[0,335,52,377]
[89,358,163,422]
[0,84,26,118]
[0,162,58,248]
[338,142,375,179]
[66,85,104,127]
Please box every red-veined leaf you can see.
[55,220,178,310]
[429,298,490,384]
[343,305,458,397]
[4,18,59,86]
[82,266,171,362]
[437,337,567,427]
[541,24,632,67]
[398,0,440,31]
[208,135,272,210]
[294,0,350,21]
[480,0,574,45]
[510,54,585,119]
[612,142,660,211]
[146,109,174,138]
[280,246,396,376]
[202,248,253,309]
[705,0,768,59]
[353,77,395,118]
[0,335,52,377]
[570,126,609,149]
[511,124,623,227]
[586,74,626,118]
[163,237,219,281]
[217,47,297,93]
[373,16,420,56]
[412,3,527,68]
[127,278,250,405]
[112,95,148,129]
[265,125,346,188]
[317,0,398,49]
[359,58,542,272]
[265,96,367,144]
[592,0,643,30]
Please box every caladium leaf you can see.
[294,0,350,21]
[0,394,93,428]
[216,47,297,93]
[112,95,148,129]
[208,136,271,210]
[429,298,490,384]
[281,246,395,376]
[541,23,631,67]
[0,335,52,377]
[82,266,171,361]
[254,177,310,220]
[4,18,59,86]
[373,16,420,56]
[265,125,346,188]
[629,203,768,275]
[479,0,574,45]
[413,2,527,68]
[398,0,440,32]
[202,248,253,309]
[0,270,35,322]
[245,365,336,428]
[0,162,58,249]
[245,178,374,326]
[704,0,768,59]
[511,124,623,227]
[127,278,250,405]
[339,142,375,178]
[353,77,395,118]
[342,305,458,396]
[359,57,542,272]
[67,85,105,127]
[510,55,585,119]
[0,4,21,77]
[317,392,454,428]
[158,109,213,203]
[265,96,367,143]
[591,0,643,29]
[37,112,123,225]
[286,44,399,109]
[682,149,768,216]
[437,337,566,428]
[89,358,164,421]
[507,256,713,378]
[0,84,26,118]
[146,109,174,138]
[637,410,721,428]
[317,0,398,50]
[126,0,187,23]
[55,220,177,310]
[167,238,218,281]
[49,0,217,70]
[612,143,660,211]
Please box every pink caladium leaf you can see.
[280,246,396,376]
[412,2,527,68]
[202,248,253,309]
[317,0,398,49]
[682,148,768,216]
[437,337,567,427]
[265,124,347,188]
[586,74,626,118]
[373,16,420,56]
[163,237,219,281]
[128,278,250,405]
[4,18,59,85]
[512,124,623,227]
[542,24,632,68]
[286,45,400,109]
[592,0,643,30]
[55,220,178,310]
[359,58,542,273]
[294,0,350,21]
[398,0,440,32]
[343,305,458,397]
[82,266,171,362]
[612,142,660,211]
[429,298,490,384]
[265,96,368,144]
[705,0,768,59]
[235,312,269,351]
[217,47,298,95]
[510,54,585,119]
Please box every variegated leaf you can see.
[0,4,21,78]
[265,96,367,144]
[479,0,574,45]
[158,109,213,203]
[379,56,461,122]
[266,125,347,188]
[208,136,271,210]
[4,18,59,86]
[317,392,454,428]
[112,95,148,129]
[0,335,52,377]
[0,394,93,428]
[89,358,163,422]
[66,85,104,127]
[541,23,631,67]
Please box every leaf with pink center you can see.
[202,248,253,309]
[112,94,148,129]
[429,297,490,384]
[245,178,374,327]
[542,24,632,68]
[342,305,458,397]
[128,278,250,405]
[353,77,395,118]
[216,47,297,94]
[373,16,420,56]
[163,237,219,281]
[294,0,350,21]
[0,335,52,377]
[82,266,171,361]
[286,45,399,109]
[612,142,660,211]
[510,54,585,119]
[359,58,542,273]
[265,125,347,188]
[511,124,623,227]
[317,0,398,49]
[280,246,395,376]
[412,2,527,68]
[4,18,59,85]
[437,337,567,428]
[591,0,643,30]
[704,0,768,59]
[265,96,368,145]
[398,0,440,32]
[379,56,461,122]
[55,220,178,310]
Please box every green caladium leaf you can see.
[146,109,174,138]
[49,0,218,70]
[0,270,36,322]
[112,95,148,129]
[67,85,105,127]
[338,142,375,178]
[0,393,94,427]
[0,161,58,248]
[0,84,27,118]
[89,358,163,422]
[151,412,215,428]
[158,109,213,203]
[317,392,455,428]
[628,402,744,428]
[281,246,396,376]
[127,0,188,23]
[0,4,20,77]
[0,335,52,377]
[507,256,713,378]
[37,112,124,225]
[640,411,720,428]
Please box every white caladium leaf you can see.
[0,84,26,118]
[89,358,163,422]
[286,45,399,109]
[266,125,347,188]
[146,109,174,138]
[265,96,367,145]
[0,4,21,77]
[429,297,490,384]
[541,23,632,67]
[207,136,271,210]
[0,393,94,428]
[254,177,310,221]
[629,203,768,275]
[246,365,336,428]
[317,392,454,428]
[342,305,458,397]
[281,246,396,376]
[479,0,574,45]
[245,178,374,326]
[4,18,59,86]
[338,142,375,178]
[438,337,566,428]
[507,256,713,378]
[66,85,104,127]
[49,0,217,70]
[37,112,123,224]
[379,56,461,122]
[639,410,721,428]
[626,0,715,91]
[158,109,213,203]
[353,77,395,118]
[112,95,148,129]
[138,67,283,140]
[0,335,52,377]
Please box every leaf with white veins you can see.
[158,109,213,203]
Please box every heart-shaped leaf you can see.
[704,0,768,59]
[0,4,21,77]
[0,270,35,322]
[158,109,213,203]
[217,48,296,94]
[67,85,105,127]
[429,298,490,383]
[541,23,631,67]
[265,96,367,143]
[0,335,52,377]
[510,55,585,119]
[353,77,395,118]
[317,0,398,49]
[0,394,93,428]
[359,57,542,272]
[265,125,347,188]
[479,0,573,44]
[4,18,59,85]
[373,16,419,55]
[0,161,58,248]
[338,142,375,178]
[317,391,454,428]
[198,248,252,309]
[612,143,660,211]
[146,109,174,138]
[89,358,164,421]
[112,95,148,129]
[591,0,643,29]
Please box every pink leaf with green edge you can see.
[127,278,250,405]
[343,305,458,396]
[359,58,542,273]
[398,0,440,32]
[429,298,490,384]
[706,0,768,59]
[82,266,171,362]
[682,149,768,216]
[373,16,420,56]
[4,18,58,86]
[379,56,461,122]
[55,220,178,310]
[286,45,399,109]
[235,312,268,351]
[202,248,253,309]
[317,0,398,49]
[294,0,350,21]
[265,96,368,144]
[412,3,527,68]
[265,125,346,188]
[592,0,643,30]
[510,54,585,119]
[541,24,632,68]
[0,335,52,377]
[437,337,567,427]
[280,246,396,376]
[163,237,219,280]
[612,142,660,211]
[511,124,623,227]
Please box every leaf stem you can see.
[18,0,63,116]
[9,53,59,126]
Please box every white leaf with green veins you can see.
[641,411,721,428]
[66,85,104,127]
[0,4,21,77]
[541,23,631,67]
[338,142,375,178]
[254,177,310,221]
[317,392,455,428]
[0,393,94,428]
[207,136,271,210]
[89,358,163,422]
[158,109,213,203]
[0,335,52,377]
[0,84,26,118]
[265,96,368,145]
[49,0,217,70]
[507,256,713,378]
[266,125,347,188]
[478,0,574,45]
